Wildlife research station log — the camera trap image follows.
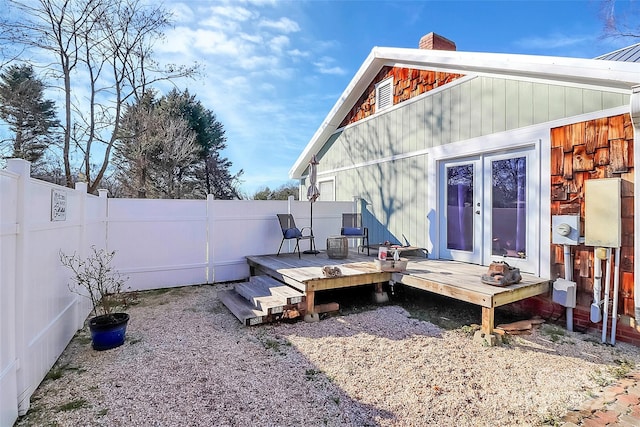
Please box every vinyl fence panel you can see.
[0,159,351,426]
[0,167,19,426]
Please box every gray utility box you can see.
[551,215,580,246]
[584,178,621,248]
[552,279,576,308]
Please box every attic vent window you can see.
[376,78,393,112]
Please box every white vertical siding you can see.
[318,75,630,250]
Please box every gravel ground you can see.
[15,284,640,427]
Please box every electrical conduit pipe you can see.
[610,247,621,345]
[591,247,602,323]
[629,86,640,328]
[601,249,612,344]
[563,244,573,331]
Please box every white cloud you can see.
[313,56,347,76]
[262,67,295,79]
[240,33,264,44]
[167,2,195,23]
[235,54,280,71]
[151,0,346,195]
[258,17,301,33]
[208,5,255,23]
[287,49,309,59]
[317,66,347,76]
[199,15,242,32]
[269,35,290,54]
[159,26,254,58]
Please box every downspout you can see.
[630,86,640,326]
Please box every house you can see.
[290,33,640,345]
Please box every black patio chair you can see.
[276,214,316,258]
[341,213,369,255]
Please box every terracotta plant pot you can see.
[88,313,130,351]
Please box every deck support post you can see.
[481,306,494,335]
[304,290,319,322]
[374,282,389,303]
[474,307,500,346]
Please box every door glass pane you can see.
[491,157,526,258]
[446,164,474,251]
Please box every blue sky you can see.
[156,0,637,197]
[2,0,636,196]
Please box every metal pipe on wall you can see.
[601,248,612,344]
[591,248,603,323]
[564,244,573,332]
[629,86,640,326]
[610,247,622,345]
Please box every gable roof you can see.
[596,42,640,62]
[290,47,640,179]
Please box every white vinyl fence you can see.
[0,159,352,426]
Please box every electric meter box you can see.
[584,178,621,248]
[552,279,576,308]
[551,215,580,245]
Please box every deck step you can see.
[218,289,268,326]
[235,281,287,315]
[219,276,306,326]
[249,275,305,304]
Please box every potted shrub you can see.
[60,246,130,351]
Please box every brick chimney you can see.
[419,32,456,51]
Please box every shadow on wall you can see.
[360,198,403,246]
[359,201,437,251]
[338,94,448,250]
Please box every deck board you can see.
[218,289,267,326]
[246,251,550,334]
[393,260,548,308]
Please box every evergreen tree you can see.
[0,64,59,167]
[114,89,241,199]
[159,89,242,199]
[252,182,299,200]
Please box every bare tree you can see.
[0,6,23,67]
[601,0,640,40]
[113,94,199,199]
[2,0,197,191]
[112,95,162,198]
[153,121,200,199]
[160,88,242,199]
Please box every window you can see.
[375,78,393,112]
[319,179,335,201]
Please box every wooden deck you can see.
[390,261,550,334]
[246,251,550,334]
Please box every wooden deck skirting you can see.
[246,252,550,334]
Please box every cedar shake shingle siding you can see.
[339,66,464,127]
[550,113,635,319]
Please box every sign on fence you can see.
[51,189,67,221]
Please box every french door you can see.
[438,148,538,273]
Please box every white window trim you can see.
[318,177,336,201]
[375,77,393,112]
